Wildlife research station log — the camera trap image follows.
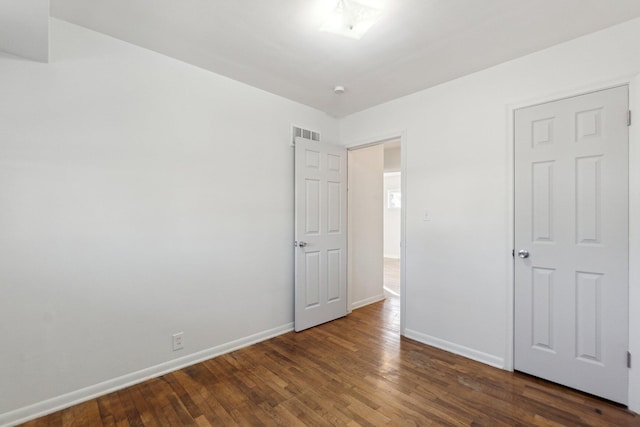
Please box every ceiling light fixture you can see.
[319,0,383,40]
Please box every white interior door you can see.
[294,138,347,332]
[514,86,629,404]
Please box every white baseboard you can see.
[383,254,400,259]
[403,329,505,369]
[0,323,294,427]
[351,293,386,310]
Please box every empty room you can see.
[2,1,640,425]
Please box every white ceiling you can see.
[51,0,640,117]
[0,0,49,62]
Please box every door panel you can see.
[532,161,554,242]
[531,267,554,352]
[295,138,347,331]
[514,86,629,404]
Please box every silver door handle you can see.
[518,249,529,259]
[295,241,307,247]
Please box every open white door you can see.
[294,138,347,332]
[514,86,629,404]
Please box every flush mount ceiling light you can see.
[320,0,383,40]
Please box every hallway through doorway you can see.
[384,257,400,296]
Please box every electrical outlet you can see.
[172,332,184,351]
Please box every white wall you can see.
[384,173,401,259]
[3,13,640,426]
[0,0,49,62]
[340,17,640,411]
[348,144,385,310]
[0,19,338,425]
[384,144,401,172]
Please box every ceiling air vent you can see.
[292,126,320,144]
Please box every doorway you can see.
[347,138,403,318]
[292,132,406,334]
[383,142,402,297]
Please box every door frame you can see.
[344,130,407,335]
[505,76,640,409]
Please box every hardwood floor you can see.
[22,295,638,426]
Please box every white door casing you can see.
[514,86,629,404]
[294,138,347,332]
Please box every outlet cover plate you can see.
[172,332,184,351]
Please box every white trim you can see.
[344,130,403,149]
[506,76,638,412]
[505,92,520,374]
[347,150,354,314]
[404,329,505,369]
[0,323,294,427]
[344,129,407,335]
[383,254,400,260]
[628,75,640,414]
[400,131,407,336]
[351,294,386,310]
[507,75,636,111]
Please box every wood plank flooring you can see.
[21,294,639,426]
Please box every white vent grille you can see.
[292,126,320,143]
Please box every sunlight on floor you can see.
[383,257,400,296]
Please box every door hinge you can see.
[628,351,632,368]
[512,249,515,257]
[628,110,632,126]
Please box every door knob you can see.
[518,249,529,259]
[295,241,307,247]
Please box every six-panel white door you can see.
[514,86,629,404]
[294,138,347,332]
